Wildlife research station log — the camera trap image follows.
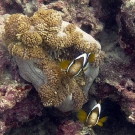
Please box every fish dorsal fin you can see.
[98,100,102,104]
[75,53,88,67]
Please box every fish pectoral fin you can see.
[88,53,95,63]
[77,109,87,123]
[60,60,71,70]
[97,116,108,127]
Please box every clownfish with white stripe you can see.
[60,52,95,78]
[77,99,108,127]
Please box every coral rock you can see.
[0,81,31,112]
[89,29,135,124]
[117,0,135,55]
[57,120,82,135]
[3,9,104,112]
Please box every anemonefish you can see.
[77,99,108,127]
[60,52,95,78]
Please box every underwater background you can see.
[0,0,135,135]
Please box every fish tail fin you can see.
[97,121,103,127]
[97,116,108,127]
[77,109,87,123]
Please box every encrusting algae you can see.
[3,8,105,112]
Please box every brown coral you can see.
[3,9,104,112]
[21,31,42,47]
[4,8,103,63]
[36,55,87,109]
[4,14,30,41]
[38,80,71,107]
[8,42,45,60]
[34,9,62,29]
[72,80,87,110]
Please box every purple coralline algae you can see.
[0,44,11,74]
[0,0,45,15]
[3,93,43,127]
[0,65,43,134]
[90,0,122,24]
[57,120,83,135]
[0,82,31,112]
[117,0,135,55]
[0,92,43,134]
[89,29,135,124]
[57,120,96,135]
